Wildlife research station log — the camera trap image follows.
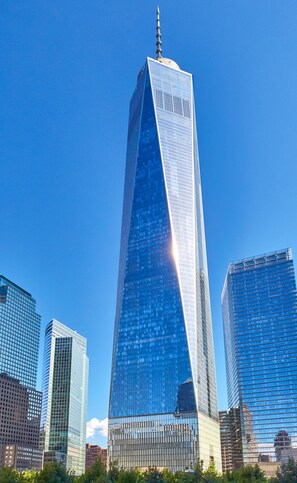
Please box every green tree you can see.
[117,468,143,483]
[108,461,120,483]
[227,464,267,483]
[34,462,75,483]
[222,470,237,483]
[194,461,204,478]
[162,468,176,483]
[143,468,163,483]
[79,458,109,483]
[21,470,38,483]
[173,463,217,483]
[0,466,22,483]
[171,470,190,483]
[204,461,222,482]
[272,458,297,483]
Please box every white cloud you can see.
[87,417,108,439]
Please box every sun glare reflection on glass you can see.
[172,239,179,264]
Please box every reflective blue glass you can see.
[109,66,193,419]
[109,57,221,471]
[222,249,297,470]
[0,276,40,388]
[0,276,42,470]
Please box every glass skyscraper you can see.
[108,13,221,472]
[41,319,89,475]
[0,275,43,470]
[222,248,297,471]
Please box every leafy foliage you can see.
[108,461,120,483]
[117,468,143,483]
[272,458,297,483]
[78,458,108,483]
[21,469,38,483]
[34,462,75,483]
[222,464,267,482]
[142,468,164,483]
[2,457,297,483]
[0,466,22,483]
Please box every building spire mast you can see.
[156,6,162,59]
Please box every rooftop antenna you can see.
[156,6,162,59]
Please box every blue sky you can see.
[1,1,297,447]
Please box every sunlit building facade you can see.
[222,248,297,469]
[41,319,89,475]
[108,15,221,471]
[0,276,42,470]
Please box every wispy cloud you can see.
[87,417,108,439]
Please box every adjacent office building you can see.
[85,444,107,469]
[108,10,221,471]
[0,275,43,470]
[41,319,89,475]
[219,408,243,474]
[222,248,297,472]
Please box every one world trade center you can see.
[108,10,221,472]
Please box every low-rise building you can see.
[86,444,107,469]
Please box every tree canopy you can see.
[0,458,296,483]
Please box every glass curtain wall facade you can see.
[0,276,40,388]
[222,249,297,470]
[41,319,89,475]
[108,57,221,471]
[0,276,42,470]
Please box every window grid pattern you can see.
[41,319,88,475]
[109,414,198,472]
[222,249,297,466]
[155,89,191,119]
[0,276,42,471]
[0,277,40,388]
[0,374,42,447]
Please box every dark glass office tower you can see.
[0,276,42,470]
[222,249,297,472]
[41,319,89,475]
[108,12,221,472]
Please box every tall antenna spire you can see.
[156,6,162,59]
